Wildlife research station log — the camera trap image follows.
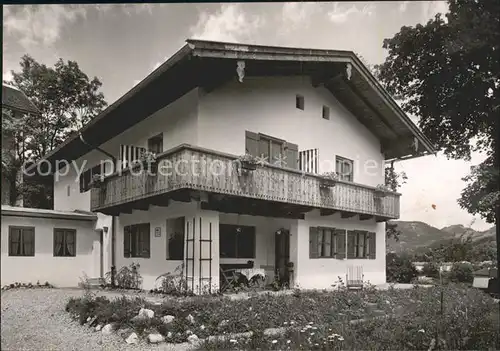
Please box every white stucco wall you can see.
[54,88,200,212]
[1,215,99,287]
[291,210,386,289]
[198,76,385,186]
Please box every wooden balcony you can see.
[91,144,400,220]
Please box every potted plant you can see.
[374,184,391,198]
[90,174,104,189]
[237,153,260,171]
[319,172,339,188]
[140,150,158,173]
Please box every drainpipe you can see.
[79,132,117,286]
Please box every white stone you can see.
[166,332,173,339]
[187,334,199,344]
[200,325,206,331]
[125,332,139,344]
[186,314,195,324]
[148,333,165,344]
[138,308,155,319]
[218,319,229,328]
[86,316,91,322]
[161,315,175,324]
[102,324,114,335]
[95,324,102,331]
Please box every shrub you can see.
[422,262,440,279]
[449,263,474,283]
[104,263,142,289]
[386,253,418,283]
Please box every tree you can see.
[422,262,440,279]
[449,262,474,283]
[385,165,408,242]
[376,0,500,224]
[3,55,107,206]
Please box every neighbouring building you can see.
[1,84,40,206]
[2,40,434,292]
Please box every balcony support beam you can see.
[341,211,357,219]
[320,209,337,216]
[359,214,373,221]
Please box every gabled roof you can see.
[2,85,39,115]
[31,39,435,174]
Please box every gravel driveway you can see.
[1,288,196,351]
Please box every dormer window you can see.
[147,133,163,154]
[296,95,304,110]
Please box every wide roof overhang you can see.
[31,39,435,174]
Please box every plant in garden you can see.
[449,263,474,284]
[104,263,143,290]
[422,262,440,279]
[386,252,419,283]
[153,263,193,296]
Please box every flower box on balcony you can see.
[140,151,158,174]
[319,172,339,188]
[237,154,260,172]
[374,184,391,198]
[90,175,104,189]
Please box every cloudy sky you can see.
[2,2,491,231]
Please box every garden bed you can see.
[65,284,499,349]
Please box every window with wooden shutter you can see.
[245,131,260,157]
[8,226,35,256]
[368,232,376,259]
[346,230,356,259]
[285,142,299,169]
[335,229,346,259]
[309,227,319,258]
[124,226,131,258]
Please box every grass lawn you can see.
[66,284,500,349]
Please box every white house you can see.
[5,39,434,293]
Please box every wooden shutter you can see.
[142,223,151,258]
[9,227,21,256]
[368,232,376,259]
[359,230,368,259]
[124,226,131,258]
[285,142,299,170]
[245,131,260,157]
[335,229,346,259]
[309,227,319,258]
[347,230,356,259]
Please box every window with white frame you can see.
[335,156,354,182]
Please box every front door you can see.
[275,229,290,287]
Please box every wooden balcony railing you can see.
[91,144,400,219]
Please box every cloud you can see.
[279,2,319,35]
[327,3,375,24]
[2,70,14,83]
[3,5,87,50]
[421,1,449,22]
[190,4,264,43]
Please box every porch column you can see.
[184,207,220,294]
[290,219,304,288]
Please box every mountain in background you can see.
[387,221,496,254]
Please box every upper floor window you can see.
[322,105,330,120]
[296,95,305,110]
[124,223,150,258]
[54,228,76,257]
[220,224,255,259]
[245,131,299,169]
[166,217,184,260]
[79,164,102,193]
[335,156,353,182]
[9,226,35,256]
[147,133,163,154]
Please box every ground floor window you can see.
[166,217,184,260]
[8,226,35,256]
[54,228,76,257]
[347,230,376,259]
[124,223,150,258]
[220,224,255,259]
[309,227,346,258]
